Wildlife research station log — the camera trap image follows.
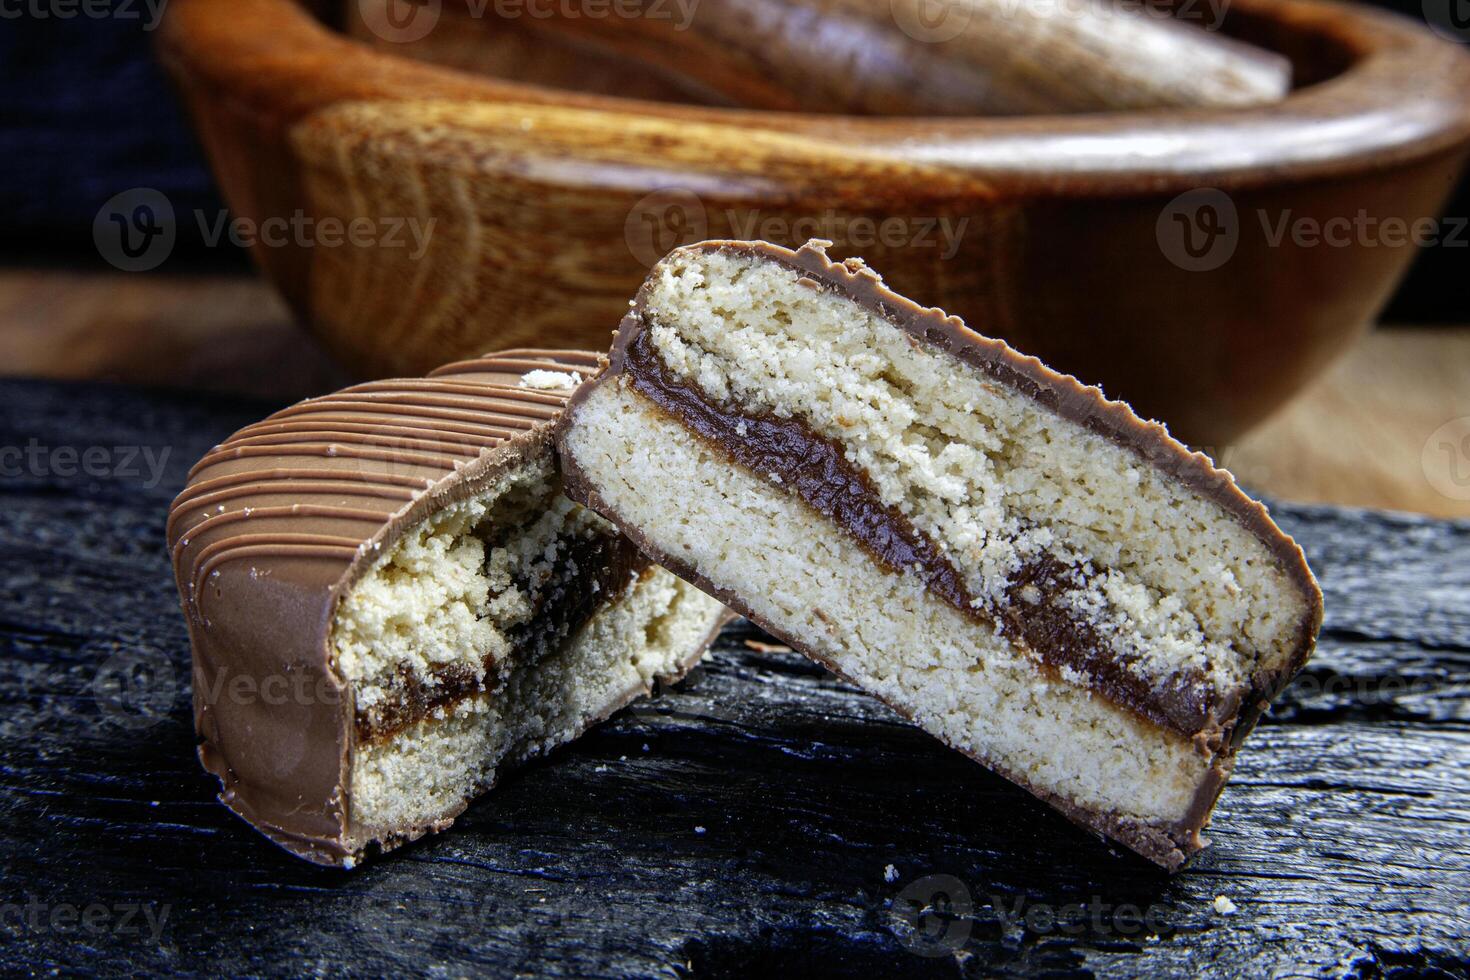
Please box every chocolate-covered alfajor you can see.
[168,350,728,867]
[557,241,1323,870]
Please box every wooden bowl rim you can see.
[159,0,1470,193]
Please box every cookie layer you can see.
[558,241,1322,868]
[169,349,728,866]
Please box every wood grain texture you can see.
[0,269,346,400]
[154,0,1470,446]
[1229,328,1470,520]
[0,378,1466,975]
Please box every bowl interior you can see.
[323,0,1365,116]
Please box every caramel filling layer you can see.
[623,327,1213,735]
[353,530,652,743]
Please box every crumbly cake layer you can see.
[628,247,1311,734]
[564,380,1220,846]
[557,241,1322,867]
[347,564,723,851]
[170,348,732,866]
[332,462,727,854]
[332,454,647,740]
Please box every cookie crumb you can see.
[884,864,899,883]
[519,369,582,390]
[1213,895,1237,915]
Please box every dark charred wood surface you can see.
[0,378,1466,978]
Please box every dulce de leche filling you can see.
[622,327,1215,736]
[353,528,652,744]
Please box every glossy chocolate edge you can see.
[167,348,692,867]
[557,239,1323,869]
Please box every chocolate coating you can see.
[559,239,1324,869]
[168,349,653,866]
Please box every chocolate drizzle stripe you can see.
[346,379,575,408]
[417,380,587,399]
[622,326,1213,736]
[302,391,565,420]
[177,466,435,498]
[168,477,417,533]
[168,474,424,539]
[430,354,601,377]
[203,435,476,464]
[231,413,521,445]
[171,506,389,563]
[230,420,515,448]
[190,443,463,477]
[269,399,549,430]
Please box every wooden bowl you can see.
[157,0,1470,447]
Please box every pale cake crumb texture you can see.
[638,249,1310,701]
[332,454,607,720]
[328,457,727,848]
[347,564,722,842]
[563,379,1217,826]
